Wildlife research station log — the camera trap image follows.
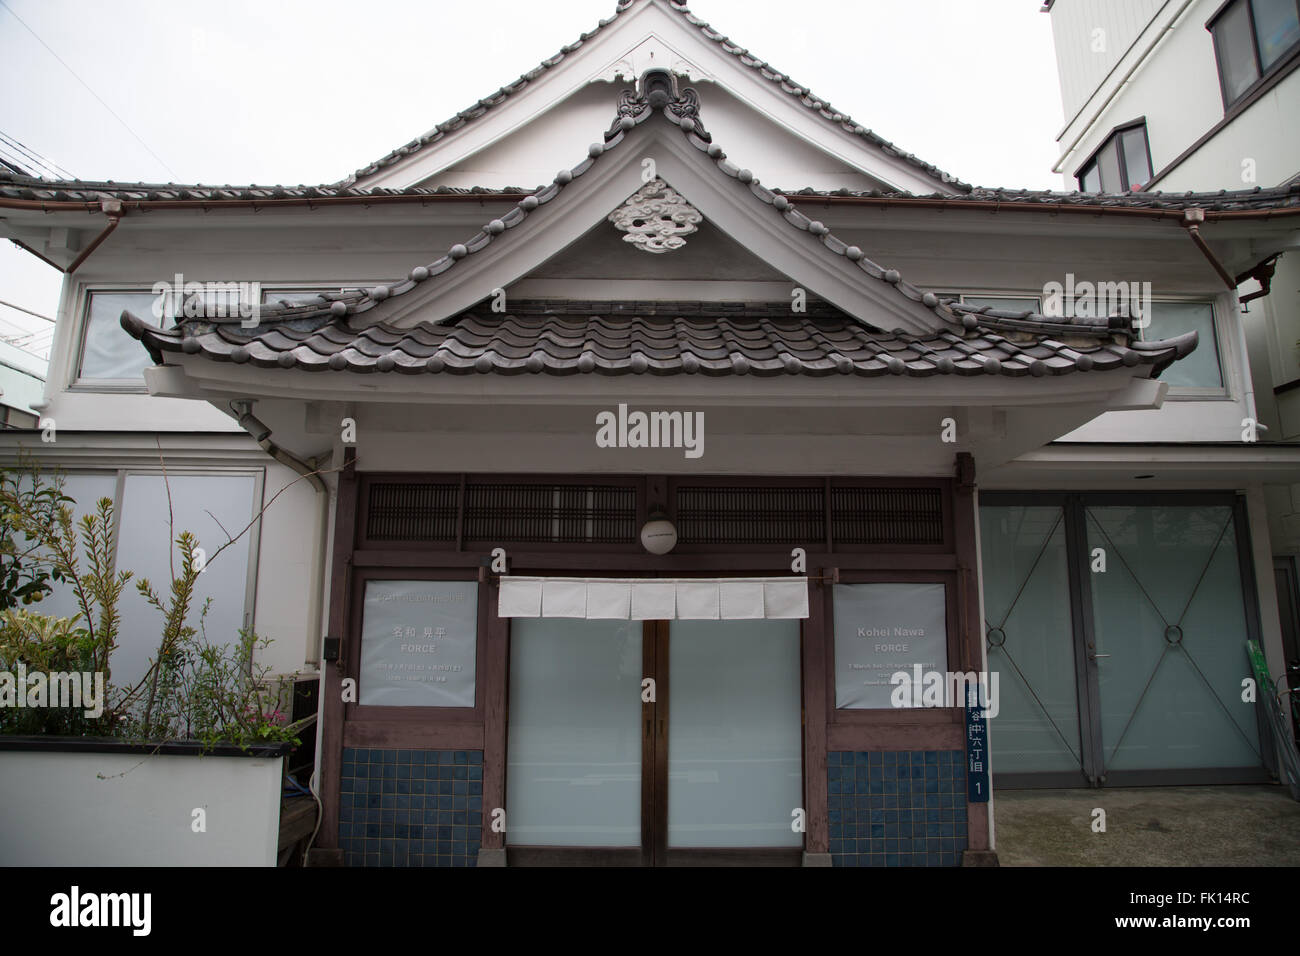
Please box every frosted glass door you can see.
[506,619,643,846]
[1087,505,1261,771]
[667,619,803,848]
[979,505,1083,774]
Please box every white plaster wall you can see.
[436,80,880,192]
[1051,0,1164,126]
[1058,0,1220,185]
[1152,71,1300,189]
[1051,0,1300,191]
[0,750,282,866]
[253,459,329,676]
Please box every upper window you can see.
[1141,301,1224,390]
[961,294,1043,313]
[959,295,1224,393]
[77,291,171,384]
[78,286,316,386]
[1076,122,1152,193]
[1209,0,1300,107]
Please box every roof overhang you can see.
[135,354,1172,476]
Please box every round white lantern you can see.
[640,515,678,555]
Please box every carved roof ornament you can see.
[610,67,711,142]
[608,178,703,254]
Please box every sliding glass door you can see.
[664,619,803,860]
[979,494,1267,787]
[506,617,804,865]
[506,619,645,862]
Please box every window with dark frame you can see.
[1076,121,1153,193]
[1209,0,1300,108]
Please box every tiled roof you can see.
[783,183,1300,211]
[102,94,969,332]
[338,0,970,190]
[3,168,1295,213]
[121,299,1197,380]
[136,86,1288,340]
[0,173,529,203]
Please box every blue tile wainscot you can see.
[828,750,968,867]
[340,748,483,867]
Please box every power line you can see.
[0,298,55,322]
[0,0,177,179]
[0,130,75,179]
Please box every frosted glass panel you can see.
[1087,505,1260,771]
[23,473,118,623]
[507,619,642,847]
[1144,302,1221,388]
[979,505,1082,774]
[963,296,1041,314]
[668,619,802,848]
[80,293,169,381]
[114,474,257,688]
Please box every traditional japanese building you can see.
[2,0,1298,866]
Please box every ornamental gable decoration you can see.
[607,178,703,253]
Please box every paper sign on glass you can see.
[360,580,478,707]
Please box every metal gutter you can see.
[2,192,1298,220]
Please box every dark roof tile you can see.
[121,299,1196,382]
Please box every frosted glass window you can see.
[78,293,171,382]
[667,619,802,848]
[507,619,642,847]
[359,580,477,707]
[113,474,257,689]
[1142,302,1222,388]
[1087,505,1260,771]
[20,473,118,623]
[963,296,1042,314]
[979,505,1083,773]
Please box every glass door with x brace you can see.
[979,494,1266,787]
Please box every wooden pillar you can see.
[801,572,831,864]
[315,449,357,854]
[479,568,509,865]
[953,452,995,862]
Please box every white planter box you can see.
[0,740,289,866]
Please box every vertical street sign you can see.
[965,682,990,802]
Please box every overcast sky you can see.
[0,0,1064,357]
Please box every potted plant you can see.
[0,460,313,865]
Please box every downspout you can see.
[8,197,123,273]
[1181,208,1267,435]
[230,399,330,667]
[66,199,122,274]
